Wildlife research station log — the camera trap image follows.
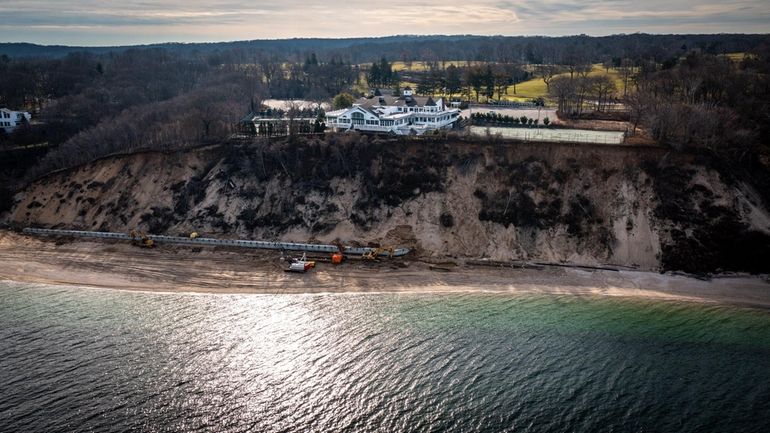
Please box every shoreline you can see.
[1,231,769,308]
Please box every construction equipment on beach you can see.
[286,253,315,273]
[129,230,155,248]
[331,240,345,265]
[362,246,395,260]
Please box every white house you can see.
[325,87,460,135]
[0,108,31,133]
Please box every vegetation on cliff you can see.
[7,136,770,274]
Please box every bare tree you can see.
[258,54,280,89]
[590,75,617,112]
[618,58,635,97]
[537,64,561,92]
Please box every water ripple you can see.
[0,283,769,433]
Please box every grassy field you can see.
[355,62,627,103]
[721,52,756,62]
[389,60,483,72]
[428,64,624,102]
[508,64,625,100]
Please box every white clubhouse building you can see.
[0,108,31,133]
[325,87,460,135]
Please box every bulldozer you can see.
[361,246,395,261]
[129,230,155,248]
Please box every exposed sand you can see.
[1,230,769,307]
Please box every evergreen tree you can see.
[379,57,392,85]
[445,65,462,98]
[368,62,381,87]
[484,65,495,100]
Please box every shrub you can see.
[332,92,355,109]
[440,212,455,227]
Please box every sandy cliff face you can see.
[7,137,770,273]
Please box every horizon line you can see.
[2,32,768,49]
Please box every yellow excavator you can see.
[129,230,155,248]
[362,246,395,260]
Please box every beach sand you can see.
[1,230,769,307]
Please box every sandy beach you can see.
[1,230,769,307]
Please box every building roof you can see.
[354,94,438,109]
[380,112,412,120]
[240,111,259,123]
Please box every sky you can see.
[1,0,769,46]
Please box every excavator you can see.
[129,230,155,248]
[362,246,395,261]
[331,240,345,265]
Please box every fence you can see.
[469,126,625,145]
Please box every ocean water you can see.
[1,282,769,433]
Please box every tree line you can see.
[0,48,359,152]
[2,33,770,191]
[405,63,530,102]
[627,49,770,155]
[4,34,767,65]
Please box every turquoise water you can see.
[1,282,769,432]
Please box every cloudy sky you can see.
[2,0,769,46]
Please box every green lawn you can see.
[389,60,482,72]
[357,63,627,103]
[471,64,625,102]
[721,52,755,62]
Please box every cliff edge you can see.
[7,136,770,274]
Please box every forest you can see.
[1,33,769,208]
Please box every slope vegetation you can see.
[7,136,770,273]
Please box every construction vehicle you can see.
[331,241,345,265]
[129,230,155,248]
[362,247,395,260]
[286,253,315,273]
[190,232,199,239]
